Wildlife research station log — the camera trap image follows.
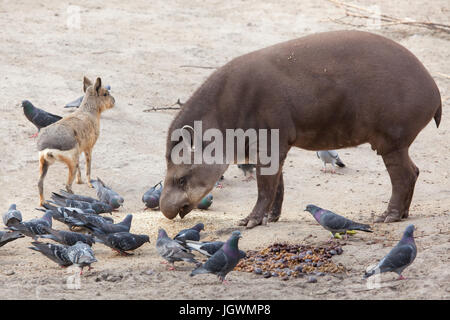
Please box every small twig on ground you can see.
[143,99,184,112]
[326,0,450,34]
[180,65,219,70]
[435,72,450,79]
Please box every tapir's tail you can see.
[434,102,442,128]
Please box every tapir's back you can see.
[217,30,441,154]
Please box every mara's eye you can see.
[178,177,186,186]
[103,91,109,96]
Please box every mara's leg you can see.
[376,148,419,223]
[58,155,78,194]
[267,173,284,223]
[76,162,82,184]
[38,156,50,206]
[85,150,93,188]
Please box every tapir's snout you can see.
[159,188,192,219]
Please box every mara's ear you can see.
[94,77,102,95]
[83,76,92,92]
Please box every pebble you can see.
[254,268,262,275]
[263,271,271,278]
[330,250,337,255]
[5,271,14,276]
[145,269,154,276]
[307,276,318,283]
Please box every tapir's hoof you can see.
[246,218,263,229]
[267,213,281,223]
[375,210,402,223]
[237,218,249,226]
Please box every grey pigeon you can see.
[40,226,95,246]
[70,211,132,234]
[364,224,417,280]
[185,232,246,258]
[0,231,25,247]
[316,150,345,173]
[65,85,111,108]
[304,204,372,239]
[8,211,52,239]
[238,164,255,181]
[50,192,113,214]
[91,178,124,210]
[21,100,62,138]
[142,181,163,209]
[66,241,97,274]
[174,223,205,243]
[3,204,22,227]
[156,228,199,270]
[190,230,244,282]
[94,232,149,255]
[29,241,72,267]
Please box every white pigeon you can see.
[316,150,345,173]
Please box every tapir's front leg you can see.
[238,164,284,229]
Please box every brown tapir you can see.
[160,30,442,229]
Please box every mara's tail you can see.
[434,102,442,128]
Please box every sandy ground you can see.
[0,0,449,300]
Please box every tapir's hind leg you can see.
[376,148,419,223]
[267,173,284,223]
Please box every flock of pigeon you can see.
[8,91,418,284]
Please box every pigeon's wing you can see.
[185,241,223,256]
[202,249,228,273]
[57,190,97,203]
[327,150,339,159]
[32,109,62,128]
[378,244,416,273]
[320,212,354,231]
[158,239,193,260]
[29,242,71,266]
[110,233,137,251]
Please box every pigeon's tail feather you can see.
[42,202,58,211]
[351,223,373,233]
[39,234,58,241]
[363,268,376,279]
[434,102,442,128]
[336,158,345,168]
[190,265,208,277]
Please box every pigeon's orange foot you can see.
[29,132,39,138]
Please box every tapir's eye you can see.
[103,91,108,96]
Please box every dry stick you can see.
[143,99,184,112]
[327,0,450,33]
[180,65,219,70]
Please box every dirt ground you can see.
[0,0,449,300]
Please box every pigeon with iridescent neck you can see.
[190,230,244,283]
[364,224,416,280]
[304,204,372,239]
[28,241,72,267]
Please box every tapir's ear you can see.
[83,76,92,92]
[94,77,102,95]
[181,125,195,151]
